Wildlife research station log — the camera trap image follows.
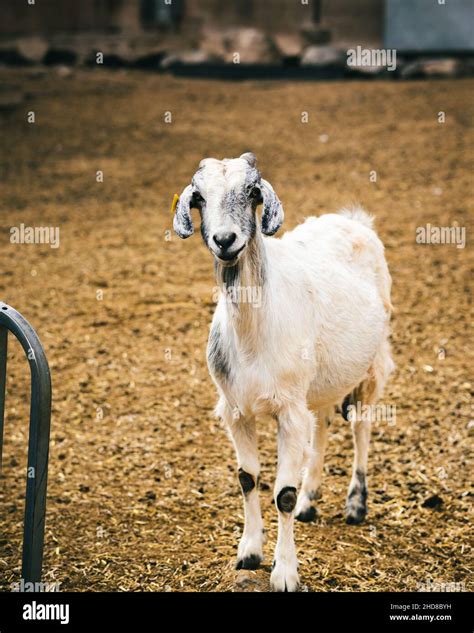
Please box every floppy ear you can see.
[173,184,194,239]
[260,178,284,236]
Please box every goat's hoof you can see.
[236,554,262,570]
[295,505,317,523]
[345,505,367,525]
[270,560,299,592]
[237,533,264,569]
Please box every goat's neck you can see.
[215,233,266,350]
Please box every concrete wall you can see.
[385,0,474,51]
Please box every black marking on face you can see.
[276,486,297,513]
[192,190,204,208]
[207,324,231,382]
[295,505,317,523]
[238,468,255,495]
[236,554,262,570]
[244,168,262,206]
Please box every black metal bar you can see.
[0,302,52,583]
[313,0,322,24]
[0,325,7,472]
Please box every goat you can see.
[173,152,394,591]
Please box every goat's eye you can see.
[193,191,204,205]
[247,185,260,199]
[248,186,262,202]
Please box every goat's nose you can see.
[213,232,237,250]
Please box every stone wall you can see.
[184,0,383,46]
[0,0,384,47]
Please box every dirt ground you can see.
[0,68,472,592]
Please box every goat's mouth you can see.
[214,243,246,266]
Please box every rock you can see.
[160,49,217,69]
[223,28,280,64]
[274,34,305,60]
[401,58,464,79]
[200,29,228,60]
[46,35,165,69]
[301,45,344,67]
[16,37,48,63]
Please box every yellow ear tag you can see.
[171,193,179,214]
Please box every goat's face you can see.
[173,152,284,266]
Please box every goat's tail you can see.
[338,205,374,230]
[339,205,393,315]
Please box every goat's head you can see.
[173,153,284,266]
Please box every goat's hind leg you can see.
[344,372,377,524]
[221,401,264,569]
[295,406,332,523]
[346,412,370,525]
[345,344,393,524]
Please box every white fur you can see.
[214,212,392,416]
[209,207,393,591]
[177,156,394,592]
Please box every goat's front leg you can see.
[271,404,313,592]
[225,406,264,569]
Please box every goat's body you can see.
[210,210,393,418]
[207,208,393,591]
[175,153,393,591]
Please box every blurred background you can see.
[0,0,473,75]
[0,0,472,594]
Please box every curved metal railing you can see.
[0,301,52,583]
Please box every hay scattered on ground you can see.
[0,68,472,591]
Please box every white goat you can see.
[174,152,394,592]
